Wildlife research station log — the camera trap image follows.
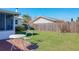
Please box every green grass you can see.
[16,31,79,51]
[29,31,79,51]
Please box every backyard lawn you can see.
[16,31,79,51]
[28,31,79,51]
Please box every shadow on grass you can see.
[16,31,39,36]
[27,33,39,36]
[26,39,44,50]
[26,42,39,50]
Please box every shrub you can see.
[29,26,35,30]
[23,24,35,30]
[15,25,25,32]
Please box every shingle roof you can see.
[0,9,19,15]
[33,16,64,23]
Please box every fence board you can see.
[33,22,79,33]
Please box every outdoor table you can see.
[9,34,26,51]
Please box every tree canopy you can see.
[22,14,32,24]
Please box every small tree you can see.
[22,14,34,30]
[22,14,32,24]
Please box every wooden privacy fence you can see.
[32,22,79,33]
[61,22,79,33]
[33,23,61,32]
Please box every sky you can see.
[2,8,79,21]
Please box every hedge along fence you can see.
[32,22,79,33]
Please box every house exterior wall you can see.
[0,16,15,40]
[33,18,53,24]
[15,17,23,26]
[0,31,14,40]
[16,19,23,26]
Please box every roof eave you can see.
[0,9,19,15]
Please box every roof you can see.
[0,9,19,15]
[33,16,64,23]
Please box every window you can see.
[0,13,5,30]
[6,14,13,30]
[0,13,14,31]
[15,20,18,24]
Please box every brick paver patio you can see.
[0,39,31,51]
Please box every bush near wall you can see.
[15,25,26,32]
[23,24,35,30]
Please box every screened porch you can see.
[0,13,14,31]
